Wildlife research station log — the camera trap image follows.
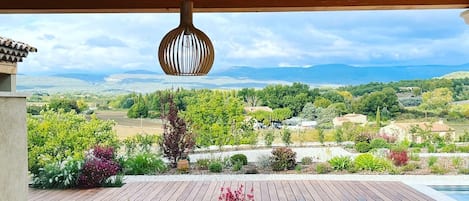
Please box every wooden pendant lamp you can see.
[158,0,215,76]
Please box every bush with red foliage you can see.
[271,147,297,171]
[389,150,409,166]
[160,94,195,168]
[92,146,115,160]
[218,184,254,201]
[77,146,121,188]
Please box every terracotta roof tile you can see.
[0,36,37,63]
[392,122,452,132]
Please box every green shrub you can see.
[196,158,211,170]
[410,148,421,153]
[428,156,438,167]
[430,165,448,175]
[295,164,302,173]
[281,128,292,146]
[328,156,352,171]
[441,144,457,153]
[264,131,275,146]
[124,153,167,175]
[232,161,243,171]
[301,157,314,165]
[354,153,392,172]
[452,157,463,169]
[27,110,118,175]
[427,144,437,153]
[31,157,83,189]
[271,147,296,171]
[388,166,403,175]
[355,142,372,153]
[370,138,389,149]
[458,168,469,174]
[354,133,372,143]
[102,174,125,188]
[457,145,469,153]
[409,153,420,161]
[459,131,469,142]
[315,163,331,174]
[401,162,419,172]
[230,154,248,165]
[123,134,159,155]
[209,162,223,173]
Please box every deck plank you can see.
[28,180,435,201]
[302,180,323,201]
[259,181,271,201]
[273,181,288,201]
[201,180,220,201]
[182,180,205,201]
[317,180,341,201]
[142,181,171,201]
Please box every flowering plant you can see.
[218,184,254,201]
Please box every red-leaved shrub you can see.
[389,150,409,166]
[218,184,254,201]
[77,146,121,188]
[92,146,115,160]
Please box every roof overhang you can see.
[1,0,469,13]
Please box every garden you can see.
[28,106,469,192]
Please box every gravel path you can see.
[188,147,353,162]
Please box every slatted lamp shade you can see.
[158,0,215,76]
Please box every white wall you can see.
[0,93,28,201]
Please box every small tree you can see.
[376,107,381,128]
[264,130,275,147]
[281,128,292,146]
[334,128,343,144]
[160,94,195,168]
[318,128,325,145]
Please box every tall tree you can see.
[184,91,245,147]
[160,95,195,168]
[127,94,148,118]
[419,87,453,113]
[376,107,381,128]
[300,102,318,120]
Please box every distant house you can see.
[379,121,456,143]
[244,106,273,113]
[299,121,317,128]
[333,113,367,127]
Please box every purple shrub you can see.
[77,158,120,188]
[77,145,121,188]
[92,146,115,160]
[160,94,195,168]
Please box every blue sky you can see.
[1,9,469,75]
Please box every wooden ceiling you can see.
[1,0,469,13]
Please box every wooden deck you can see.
[29,180,435,201]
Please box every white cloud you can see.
[1,10,468,74]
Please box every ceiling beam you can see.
[1,0,469,13]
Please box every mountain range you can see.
[17,64,469,94]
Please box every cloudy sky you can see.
[1,9,469,75]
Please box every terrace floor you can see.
[29,180,434,201]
